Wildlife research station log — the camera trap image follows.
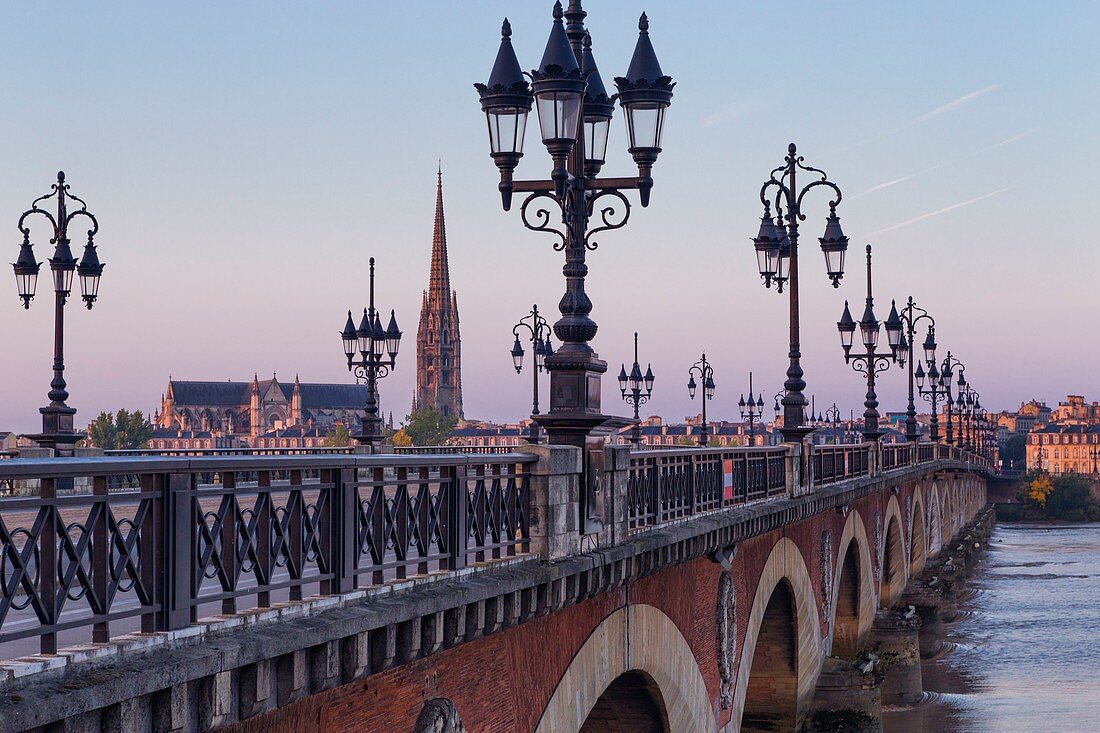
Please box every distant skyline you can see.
[3,1,1099,433]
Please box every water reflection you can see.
[883,523,1100,733]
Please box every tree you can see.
[391,428,413,447]
[323,423,353,447]
[402,407,457,446]
[85,409,154,450]
[1002,434,1026,467]
[1019,472,1053,508]
[1047,474,1096,521]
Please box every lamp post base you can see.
[779,425,816,443]
[26,405,83,457]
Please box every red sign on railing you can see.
[722,459,735,501]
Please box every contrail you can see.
[861,187,1013,237]
[913,85,1001,123]
[991,127,1039,148]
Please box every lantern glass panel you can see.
[16,271,37,300]
[536,91,582,143]
[584,117,610,164]
[624,102,666,150]
[79,271,100,302]
[487,109,528,155]
[823,247,845,279]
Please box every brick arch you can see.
[927,482,943,554]
[909,485,928,576]
[878,495,907,608]
[828,509,875,658]
[730,537,821,733]
[534,604,714,733]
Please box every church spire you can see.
[430,166,451,302]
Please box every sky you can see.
[2,1,1099,433]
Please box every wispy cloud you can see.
[990,127,1040,148]
[912,85,1001,124]
[851,127,1038,200]
[862,187,1013,238]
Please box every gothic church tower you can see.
[415,169,463,419]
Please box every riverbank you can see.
[882,522,1100,732]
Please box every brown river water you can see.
[882,522,1100,733]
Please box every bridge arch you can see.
[927,482,943,554]
[879,495,907,608]
[535,604,714,733]
[909,485,928,576]
[828,509,875,659]
[732,537,821,733]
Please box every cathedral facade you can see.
[414,169,463,419]
[153,374,370,448]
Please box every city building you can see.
[151,374,367,449]
[414,168,463,420]
[1028,423,1100,475]
[1051,395,1100,424]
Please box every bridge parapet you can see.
[0,442,993,732]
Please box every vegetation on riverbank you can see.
[998,471,1100,521]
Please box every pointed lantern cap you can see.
[838,300,856,334]
[532,3,582,81]
[614,13,675,104]
[581,33,615,120]
[475,19,533,112]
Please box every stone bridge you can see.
[0,442,992,732]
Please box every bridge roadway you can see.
[0,442,993,732]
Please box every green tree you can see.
[85,409,154,450]
[1002,434,1026,467]
[323,423,354,447]
[402,407,457,446]
[1047,474,1096,521]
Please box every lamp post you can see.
[752,144,848,442]
[13,172,105,456]
[738,372,764,447]
[340,257,402,452]
[837,245,902,443]
[823,403,841,444]
[687,353,715,447]
[618,332,654,447]
[511,304,554,443]
[1089,444,1099,475]
[894,297,936,442]
[475,2,673,449]
[939,352,965,446]
[914,330,949,443]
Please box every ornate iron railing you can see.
[811,443,872,487]
[0,453,533,657]
[393,445,519,455]
[625,447,788,529]
[917,442,936,463]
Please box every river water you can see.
[882,522,1100,733]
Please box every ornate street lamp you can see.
[475,1,674,450]
[511,304,554,443]
[340,257,401,452]
[753,144,847,441]
[738,372,764,447]
[836,246,901,442]
[687,353,715,447]
[618,332,653,447]
[914,326,947,443]
[822,403,842,444]
[892,296,936,442]
[13,172,104,455]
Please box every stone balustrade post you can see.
[516,444,583,561]
[787,441,807,497]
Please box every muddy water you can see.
[882,523,1100,733]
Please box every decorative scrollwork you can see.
[584,189,631,251]
[851,354,894,377]
[352,363,389,382]
[519,192,569,250]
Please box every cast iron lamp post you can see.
[13,171,105,455]
[936,352,965,446]
[822,403,842,444]
[836,246,902,443]
[738,372,764,447]
[915,330,952,443]
[895,297,936,442]
[752,144,849,442]
[618,332,654,447]
[687,354,715,447]
[510,304,554,444]
[475,2,673,448]
[340,257,402,452]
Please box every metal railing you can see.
[106,447,356,457]
[626,446,788,529]
[811,443,871,487]
[394,445,519,455]
[0,452,533,656]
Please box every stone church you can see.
[154,374,369,447]
[414,169,463,419]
